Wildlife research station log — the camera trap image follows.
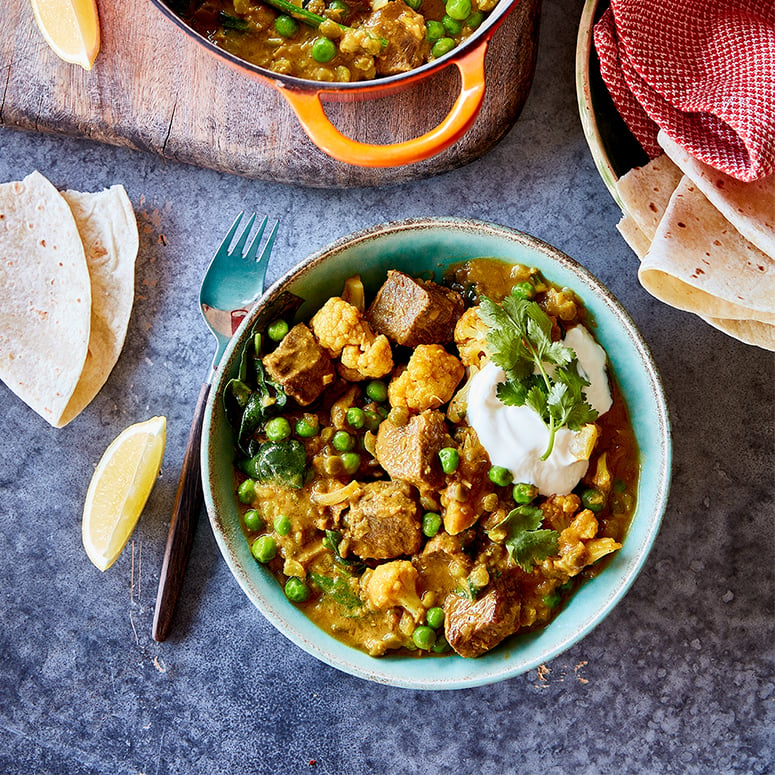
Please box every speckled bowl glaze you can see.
[201,218,672,690]
[575,0,649,208]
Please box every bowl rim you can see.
[201,216,672,690]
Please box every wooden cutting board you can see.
[0,0,540,187]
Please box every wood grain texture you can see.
[1,0,541,187]
[152,381,209,643]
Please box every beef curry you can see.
[171,0,498,82]
[226,260,639,658]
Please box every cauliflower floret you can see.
[454,306,489,368]
[362,560,425,622]
[542,509,621,578]
[540,493,582,533]
[340,332,393,381]
[310,296,393,380]
[388,344,464,411]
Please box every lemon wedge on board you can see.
[82,416,167,571]
[30,0,101,71]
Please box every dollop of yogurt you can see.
[466,325,612,496]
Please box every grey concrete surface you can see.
[0,1,773,773]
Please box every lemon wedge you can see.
[30,0,101,71]
[82,416,167,571]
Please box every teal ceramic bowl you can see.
[201,217,672,690]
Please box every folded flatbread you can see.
[0,171,92,425]
[638,177,775,325]
[658,131,775,258]
[57,186,138,427]
[616,154,683,241]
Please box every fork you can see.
[152,213,278,642]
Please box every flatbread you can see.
[658,130,775,258]
[638,177,775,324]
[615,154,683,241]
[702,316,775,352]
[57,186,138,427]
[616,213,650,259]
[0,171,91,425]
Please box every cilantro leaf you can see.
[496,380,529,406]
[501,505,559,571]
[478,294,601,459]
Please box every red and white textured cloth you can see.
[594,0,775,182]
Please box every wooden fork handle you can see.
[152,382,209,642]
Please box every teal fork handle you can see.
[152,381,209,642]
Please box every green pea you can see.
[426,20,445,42]
[511,281,535,300]
[405,0,421,8]
[426,606,445,629]
[267,319,289,341]
[438,447,459,474]
[363,409,382,432]
[274,14,299,37]
[442,14,463,34]
[312,36,337,63]
[345,407,365,429]
[465,10,485,28]
[445,0,471,21]
[513,482,538,504]
[251,535,277,563]
[365,380,388,403]
[332,430,354,452]
[581,487,606,513]
[432,37,456,58]
[340,452,361,475]
[328,0,349,14]
[237,478,256,504]
[412,625,436,651]
[284,576,310,602]
[488,465,512,487]
[274,514,291,536]
[295,415,320,438]
[422,511,442,538]
[265,416,291,441]
[613,479,627,493]
[243,509,263,531]
[431,633,451,653]
[543,590,561,609]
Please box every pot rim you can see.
[147,0,520,92]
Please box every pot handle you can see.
[278,40,491,168]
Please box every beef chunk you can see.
[366,270,465,347]
[343,481,421,560]
[361,1,428,76]
[262,323,334,406]
[443,570,521,658]
[374,409,448,492]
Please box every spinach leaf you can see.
[241,440,306,489]
[310,573,363,610]
[225,327,288,456]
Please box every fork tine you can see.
[231,213,257,255]
[259,220,279,263]
[242,217,268,262]
[216,212,245,256]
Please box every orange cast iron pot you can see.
[149,0,532,168]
